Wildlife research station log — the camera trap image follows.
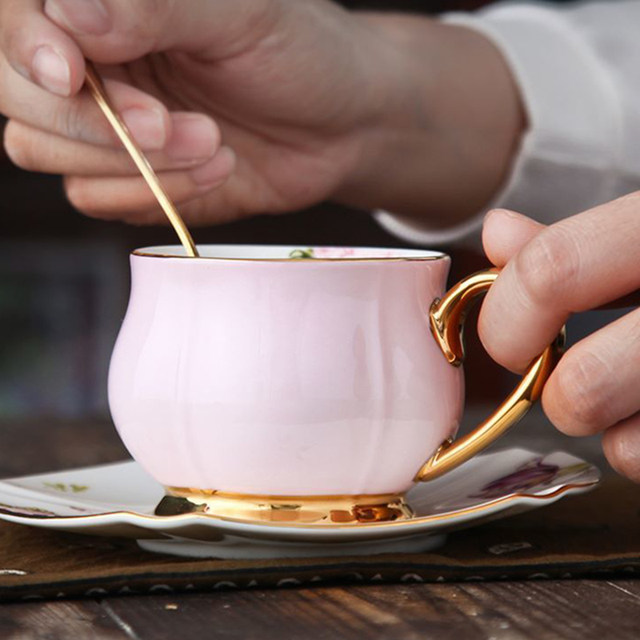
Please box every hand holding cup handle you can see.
[416,268,565,482]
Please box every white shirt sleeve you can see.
[375,0,640,247]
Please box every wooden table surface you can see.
[0,408,638,640]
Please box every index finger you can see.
[478,191,640,372]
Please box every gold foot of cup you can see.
[155,488,414,525]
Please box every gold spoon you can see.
[84,62,199,257]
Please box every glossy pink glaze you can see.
[108,246,464,495]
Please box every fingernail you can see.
[45,0,112,35]
[166,114,219,161]
[121,107,167,150]
[190,148,235,187]
[32,46,71,96]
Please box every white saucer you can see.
[0,448,599,559]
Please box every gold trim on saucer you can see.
[0,478,599,531]
[155,488,414,524]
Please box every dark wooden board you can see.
[1,580,639,640]
[0,405,623,640]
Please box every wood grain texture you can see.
[98,580,640,640]
[0,600,129,640]
[0,405,621,640]
[3,580,638,640]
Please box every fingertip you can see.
[63,174,91,215]
[601,417,640,483]
[482,209,514,267]
[189,146,236,188]
[31,45,70,96]
[121,105,170,151]
[482,207,519,233]
[33,43,89,97]
[165,113,221,162]
[540,371,581,438]
[477,265,539,375]
[217,146,237,174]
[477,321,530,375]
[98,79,173,150]
[482,208,545,267]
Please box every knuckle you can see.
[123,0,168,44]
[514,226,580,309]
[552,348,614,434]
[52,98,87,142]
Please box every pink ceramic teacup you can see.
[108,245,559,524]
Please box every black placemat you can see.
[0,475,637,602]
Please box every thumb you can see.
[482,209,546,267]
[1,0,278,96]
[44,0,277,63]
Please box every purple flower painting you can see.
[471,457,560,500]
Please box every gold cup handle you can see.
[415,268,564,482]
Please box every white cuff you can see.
[446,4,621,224]
[373,208,485,249]
[376,2,622,246]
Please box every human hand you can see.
[479,198,640,480]
[0,0,524,227]
[1,0,386,225]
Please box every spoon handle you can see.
[84,62,199,257]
